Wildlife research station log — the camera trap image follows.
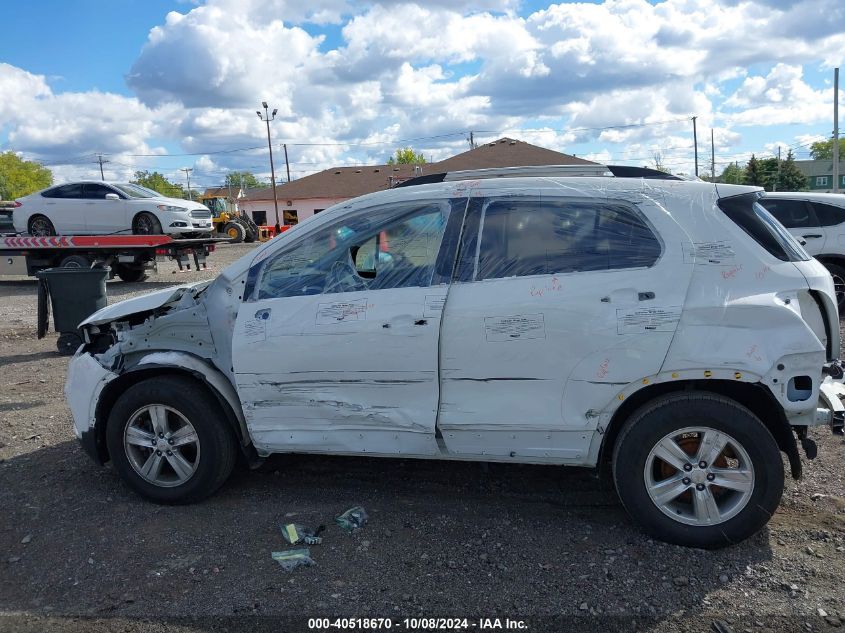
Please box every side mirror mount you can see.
[105,193,120,200]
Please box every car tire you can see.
[132,212,163,235]
[115,265,148,283]
[28,215,56,237]
[612,391,783,549]
[105,376,237,504]
[224,222,245,243]
[823,262,845,309]
[59,254,92,269]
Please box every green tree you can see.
[744,154,764,187]
[776,149,808,191]
[387,147,426,165]
[809,138,845,160]
[225,171,267,190]
[131,170,187,199]
[719,163,745,184]
[0,152,53,200]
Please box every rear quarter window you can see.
[718,193,810,262]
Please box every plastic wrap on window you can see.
[254,201,452,299]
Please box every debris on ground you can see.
[335,505,368,532]
[271,549,315,572]
[280,523,325,546]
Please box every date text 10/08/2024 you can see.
[308,618,528,630]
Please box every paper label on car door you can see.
[424,295,446,317]
[316,298,368,325]
[682,241,736,264]
[484,314,546,342]
[244,308,270,342]
[616,306,682,334]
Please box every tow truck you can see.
[0,233,226,282]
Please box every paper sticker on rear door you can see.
[484,314,546,342]
[616,306,682,334]
[316,298,368,325]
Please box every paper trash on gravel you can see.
[281,523,325,545]
[271,549,315,572]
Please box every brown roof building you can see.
[238,138,595,226]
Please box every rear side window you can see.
[42,184,82,199]
[758,199,816,228]
[718,193,809,262]
[467,198,661,281]
[810,201,845,227]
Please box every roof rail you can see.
[442,164,613,181]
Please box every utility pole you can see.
[774,146,781,192]
[710,129,715,182]
[283,143,291,183]
[834,67,840,194]
[180,168,193,200]
[468,131,475,150]
[257,101,280,233]
[692,116,699,177]
[96,154,109,180]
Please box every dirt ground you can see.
[1,243,845,633]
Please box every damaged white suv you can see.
[66,166,845,549]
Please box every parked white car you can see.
[12,181,213,237]
[65,167,844,549]
[759,192,845,306]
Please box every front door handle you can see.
[802,234,823,239]
[638,291,655,301]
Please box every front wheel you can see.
[105,376,237,504]
[612,392,783,549]
[223,222,245,243]
[823,263,845,309]
[132,212,163,235]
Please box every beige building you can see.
[239,138,596,226]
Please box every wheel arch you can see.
[597,379,801,479]
[93,356,252,464]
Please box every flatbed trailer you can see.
[0,234,229,282]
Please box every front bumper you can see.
[64,351,117,464]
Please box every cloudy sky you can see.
[1,0,843,189]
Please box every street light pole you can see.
[257,102,281,233]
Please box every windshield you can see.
[113,184,163,199]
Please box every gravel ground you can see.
[1,243,845,633]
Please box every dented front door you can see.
[231,198,464,456]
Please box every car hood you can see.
[149,196,209,211]
[80,280,211,327]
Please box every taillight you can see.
[155,248,168,256]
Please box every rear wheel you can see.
[28,215,56,237]
[612,392,783,549]
[823,263,845,309]
[132,212,163,235]
[115,265,148,283]
[59,254,91,269]
[223,222,245,243]
[105,376,237,504]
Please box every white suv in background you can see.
[12,181,213,238]
[759,192,845,305]
[65,167,844,549]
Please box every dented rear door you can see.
[232,198,466,456]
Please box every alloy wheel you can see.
[123,405,200,487]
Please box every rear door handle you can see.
[802,234,823,239]
[638,291,655,301]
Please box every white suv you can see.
[65,167,844,549]
[759,192,845,306]
[13,181,213,237]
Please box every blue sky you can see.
[1,0,843,188]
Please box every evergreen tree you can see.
[777,149,808,191]
[744,154,763,187]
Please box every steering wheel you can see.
[323,260,369,294]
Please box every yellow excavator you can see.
[199,195,259,243]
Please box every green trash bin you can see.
[35,267,109,355]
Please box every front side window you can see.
[758,199,815,228]
[460,198,662,281]
[254,200,451,299]
[82,184,118,199]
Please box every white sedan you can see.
[13,181,213,237]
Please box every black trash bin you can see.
[35,267,109,355]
